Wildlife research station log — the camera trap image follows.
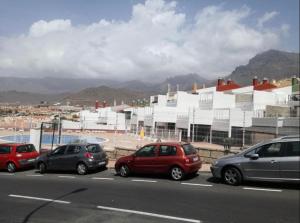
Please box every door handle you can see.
[270,160,277,164]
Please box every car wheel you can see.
[170,166,184,181]
[119,164,130,177]
[77,163,87,175]
[223,167,242,186]
[38,162,46,174]
[7,162,16,173]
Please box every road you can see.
[0,168,299,223]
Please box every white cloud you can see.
[258,11,279,28]
[0,0,287,81]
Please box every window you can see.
[159,145,177,156]
[26,144,36,152]
[52,146,67,155]
[256,143,282,158]
[16,145,27,153]
[0,146,10,154]
[136,145,156,157]
[182,144,197,155]
[66,145,81,154]
[283,141,300,157]
[86,144,102,153]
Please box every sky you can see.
[0,0,299,81]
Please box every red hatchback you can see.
[0,143,39,173]
[115,142,202,180]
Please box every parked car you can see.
[211,136,300,185]
[0,143,39,173]
[35,143,108,175]
[115,142,202,180]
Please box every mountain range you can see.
[0,49,299,105]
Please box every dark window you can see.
[52,146,67,155]
[136,145,156,157]
[26,144,36,152]
[159,145,177,156]
[16,145,27,153]
[86,144,102,153]
[66,145,81,154]
[182,144,197,155]
[0,146,11,154]
[256,143,282,158]
[283,141,300,157]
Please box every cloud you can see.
[0,0,287,81]
[257,11,279,28]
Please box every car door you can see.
[62,145,81,170]
[242,142,282,179]
[0,145,11,169]
[279,141,300,180]
[48,146,67,170]
[156,145,177,173]
[132,145,158,173]
[16,145,31,166]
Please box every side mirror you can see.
[249,154,259,160]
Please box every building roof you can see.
[216,81,241,91]
[254,82,277,91]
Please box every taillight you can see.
[84,152,94,159]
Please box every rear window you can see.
[16,144,36,153]
[86,144,103,153]
[0,146,11,154]
[182,144,197,155]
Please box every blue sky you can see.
[0,0,298,80]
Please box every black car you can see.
[35,143,108,175]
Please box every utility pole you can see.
[242,111,246,148]
[192,107,195,142]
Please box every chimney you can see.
[103,101,107,108]
[252,76,259,86]
[227,79,233,85]
[167,84,171,93]
[217,78,225,86]
[95,100,99,109]
[192,82,197,93]
[262,77,268,84]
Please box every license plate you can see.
[99,161,106,166]
[193,157,198,162]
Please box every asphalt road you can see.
[0,168,299,223]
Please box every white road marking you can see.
[26,174,43,177]
[131,179,157,183]
[243,187,282,192]
[92,177,114,180]
[0,173,14,176]
[181,183,213,187]
[58,176,76,179]
[9,194,71,204]
[97,205,201,223]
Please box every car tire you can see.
[119,164,130,177]
[38,162,46,174]
[77,163,88,175]
[7,162,16,173]
[223,167,242,186]
[170,166,184,181]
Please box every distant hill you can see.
[0,91,66,104]
[61,86,155,106]
[228,50,299,86]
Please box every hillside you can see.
[228,50,299,85]
[61,86,155,106]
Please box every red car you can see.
[0,143,39,173]
[115,142,202,180]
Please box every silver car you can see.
[210,136,300,185]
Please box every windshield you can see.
[182,144,197,155]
